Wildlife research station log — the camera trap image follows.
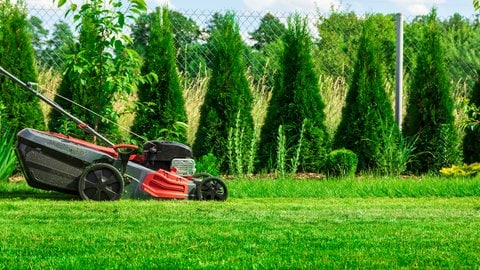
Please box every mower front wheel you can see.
[78,163,124,201]
[196,177,228,201]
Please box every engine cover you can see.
[142,140,193,172]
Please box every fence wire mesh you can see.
[28,7,479,86]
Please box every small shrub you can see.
[324,149,358,178]
[195,153,220,176]
[440,163,480,177]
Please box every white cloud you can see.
[243,0,340,13]
[145,0,173,10]
[24,0,58,9]
[390,0,446,15]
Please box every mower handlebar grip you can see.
[113,144,139,155]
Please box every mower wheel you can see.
[192,173,212,184]
[78,163,124,201]
[196,177,228,201]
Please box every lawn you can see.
[0,177,479,269]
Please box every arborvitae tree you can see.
[463,70,480,163]
[257,15,330,173]
[0,1,44,132]
[131,7,187,143]
[48,62,77,133]
[402,10,461,173]
[333,17,400,172]
[132,10,204,77]
[192,12,254,174]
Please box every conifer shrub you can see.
[324,149,358,178]
[463,70,480,163]
[192,12,254,174]
[402,10,461,173]
[257,15,330,173]
[131,7,188,143]
[0,1,45,132]
[333,17,400,173]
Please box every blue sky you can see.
[27,0,478,18]
[160,0,477,18]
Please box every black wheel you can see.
[78,163,124,201]
[196,177,228,201]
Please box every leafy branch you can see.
[54,0,149,140]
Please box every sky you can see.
[25,0,478,18]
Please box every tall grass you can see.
[0,102,17,182]
[181,72,209,145]
[37,67,62,128]
[0,128,16,182]
[319,75,348,139]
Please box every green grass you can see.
[1,177,479,269]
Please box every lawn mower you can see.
[0,66,227,201]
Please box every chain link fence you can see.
[28,7,480,138]
[29,7,479,82]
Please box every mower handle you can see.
[113,144,138,155]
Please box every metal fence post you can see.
[395,13,403,131]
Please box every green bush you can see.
[195,153,220,176]
[323,149,358,178]
[440,163,480,177]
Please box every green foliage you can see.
[324,148,358,178]
[195,153,220,176]
[192,12,254,174]
[376,126,417,176]
[441,13,480,89]
[131,7,188,143]
[0,0,45,133]
[463,70,480,163]
[257,15,330,173]
[315,11,362,80]
[227,110,257,176]
[440,163,480,177]
[333,16,400,173]
[50,0,147,143]
[250,12,287,50]
[132,9,205,77]
[276,125,287,178]
[402,9,461,173]
[0,103,16,182]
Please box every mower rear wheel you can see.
[78,163,124,201]
[196,177,228,201]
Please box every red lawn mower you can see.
[0,66,227,201]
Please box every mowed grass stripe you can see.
[1,196,479,269]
